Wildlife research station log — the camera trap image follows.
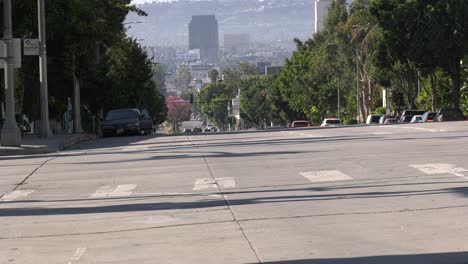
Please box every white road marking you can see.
[89,186,113,198]
[193,178,217,191]
[89,184,137,198]
[111,184,137,197]
[410,163,468,179]
[368,132,393,135]
[0,190,34,202]
[193,177,236,190]
[300,170,352,182]
[400,126,448,133]
[217,177,236,188]
[68,247,86,264]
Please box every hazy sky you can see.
[132,0,174,3]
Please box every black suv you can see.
[435,109,464,122]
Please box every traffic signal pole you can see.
[38,0,52,137]
[1,0,22,146]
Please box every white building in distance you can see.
[315,0,332,33]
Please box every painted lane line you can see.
[410,163,468,179]
[300,170,352,182]
[0,190,34,202]
[89,184,137,198]
[193,178,236,191]
[68,247,86,264]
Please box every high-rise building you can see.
[315,0,332,33]
[189,15,219,62]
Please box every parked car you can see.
[383,118,398,124]
[421,112,437,123]
[290,120,310,128]
[410,115,423,123]
[366,114,383,125]
[435,108,464,122]
[399,110,426,123]
[320,118,342,127]
[102,109,142,137]
[192,127,203,133]
[139,109,154,135]
[378,115,395,124]
[183,128,192,133]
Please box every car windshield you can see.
[371,116,381,123]
[293,121,309,127]
[326,119,341,124]
[105,110,139,121]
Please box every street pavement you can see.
[1,122,468,263]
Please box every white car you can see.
[410,115,423,123]
[321,118,342,127]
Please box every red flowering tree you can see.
[165,96,191,132]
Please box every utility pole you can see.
[337,78,340,120]
[1,0,22,146]
[356,49,360,123]
[38,0,52,137]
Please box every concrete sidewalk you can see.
[0,133,96,156]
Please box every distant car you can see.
[421,112,437,123]
[102,109,142,137]
[183,128,192,133]
[366,114,383,125]
[383,118,398,124]
[435,108,464,122]
[192,127,202,133]
[291,120,310,128]
[320,118,342,127]
[410,115,423,123]
[399,110,426,123]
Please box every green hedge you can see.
[343,118,358,125]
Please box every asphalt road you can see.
[1,122,468,264]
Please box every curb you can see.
[0,134,97,157]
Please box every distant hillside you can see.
[126,0,315,48]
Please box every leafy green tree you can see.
[208,69,219,83]
[239,77,272,127]
[371,0,468,109]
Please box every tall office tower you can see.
[315,0,332,33]
[189,15,219,62]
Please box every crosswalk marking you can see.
[410,163,468,179]
[0,190,35,202]
[68,247,87,264]
[193,177,236,191]
[90,184,137,198]
[300,170,352,183]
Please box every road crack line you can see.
[185,135,263,264]
[10,156,56,192]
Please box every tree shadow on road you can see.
[255,251,468,264]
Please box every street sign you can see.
[23,39,40,56]
[0,39,21,68]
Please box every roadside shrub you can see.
[343,118,358,125]
[373,107,386,115]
